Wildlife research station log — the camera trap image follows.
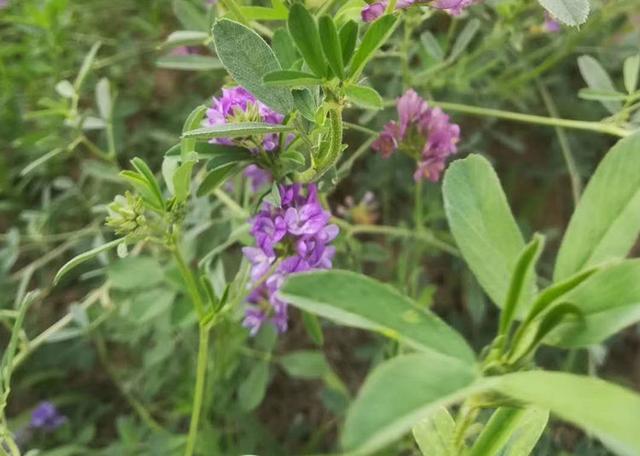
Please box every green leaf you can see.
[526,266,598,323]
[499,234,544,336]
[554,132,640,281]
[161,30,209,48]
[448,18,480,62]
[292,89,317,121]
[547,260,640,348]
[279,350,330,379]
[578,88,628,102]
[182,122,294,140]
[263,70,322,88]
[496,371,640,456]
[348,14,397,79]
[54,239,124,285]
[95,78,112,120]
[205,147,252,169]
[181,105,207,160]
[577,55,621,113]
[238,361,270,411]
[55,80,75,99]
[623,54,640,94]
[173,0,208,31]
[302,310,324,346]
[412,407,456,456]
[341,352,484,453]
[499,408,549,456]
[74,42,101,92]
[279,270,475,363]
[536,0,589,26]
[287,4,327,78]
[172,159,196,203]
[420,31,444,62]
[319,15,345,80]
[109,257,165,291]
[469,407,548,456]
[345,84,383,110]
[213,19,293,114]
[196,163,241,197]
[240,6,288,21]
[156,55,224,71]
[272,28,299,69]
[339,20,358,66]
[131,158,165,211]
[526,303,582,355]
[443,155,532,315]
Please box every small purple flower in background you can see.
[170,46,192,56]
[0,0,8,9]
[242,184,339,335]
[543,11,561,32]
[30,402,66,432]
[244,165,272,192]
[373,89,460,182]
[205,0,218,5]
[361,0,477,22]
[204,86,284,152]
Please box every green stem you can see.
[173,244,206,320]
[428,101,631,137]
[414,179,423,230]
[184,324,210,456]
[537,81,582,205]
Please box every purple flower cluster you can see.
[242,184,339,335]
[372,89,460,182]
[205,86,284,152]
[362,0,476,22]
[30,402,66,432]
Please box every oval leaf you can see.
[287,4,327,78]
[279,270,475,363]
[443,154,533,314]
[496,371,640,456]
[213,18,293,114]
[342,353,484,453]
[554,131,640,281]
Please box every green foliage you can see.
[212,18,293,113]
[280,270,476,363]
[554,131,640,281]
[443,155,534,314]
[537,0,590,26]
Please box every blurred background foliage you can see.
[0,0,639,454]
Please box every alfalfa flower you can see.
[361,0,477,22]
[372,89,460,182]
[30,402,66,432]
[204,86,284,152]
[242,184,339,335]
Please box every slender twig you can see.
[537,80,582,205]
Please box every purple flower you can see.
[242,184,339,335]
[30,402,66,432]
[543,11,561,32]
[0,0,8,9]
[244,165,272,192]
[362,1,387,22]
[204,86,284,152]
[433,0,475,15]
[361,0,476,22]
[373,89,460,182]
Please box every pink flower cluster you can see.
[372,90,460,182]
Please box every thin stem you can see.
[414,179,423,230]
[173,243,206,320]
[537,81,582,205]
[184,324,210,456]
[428,101,631,138]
